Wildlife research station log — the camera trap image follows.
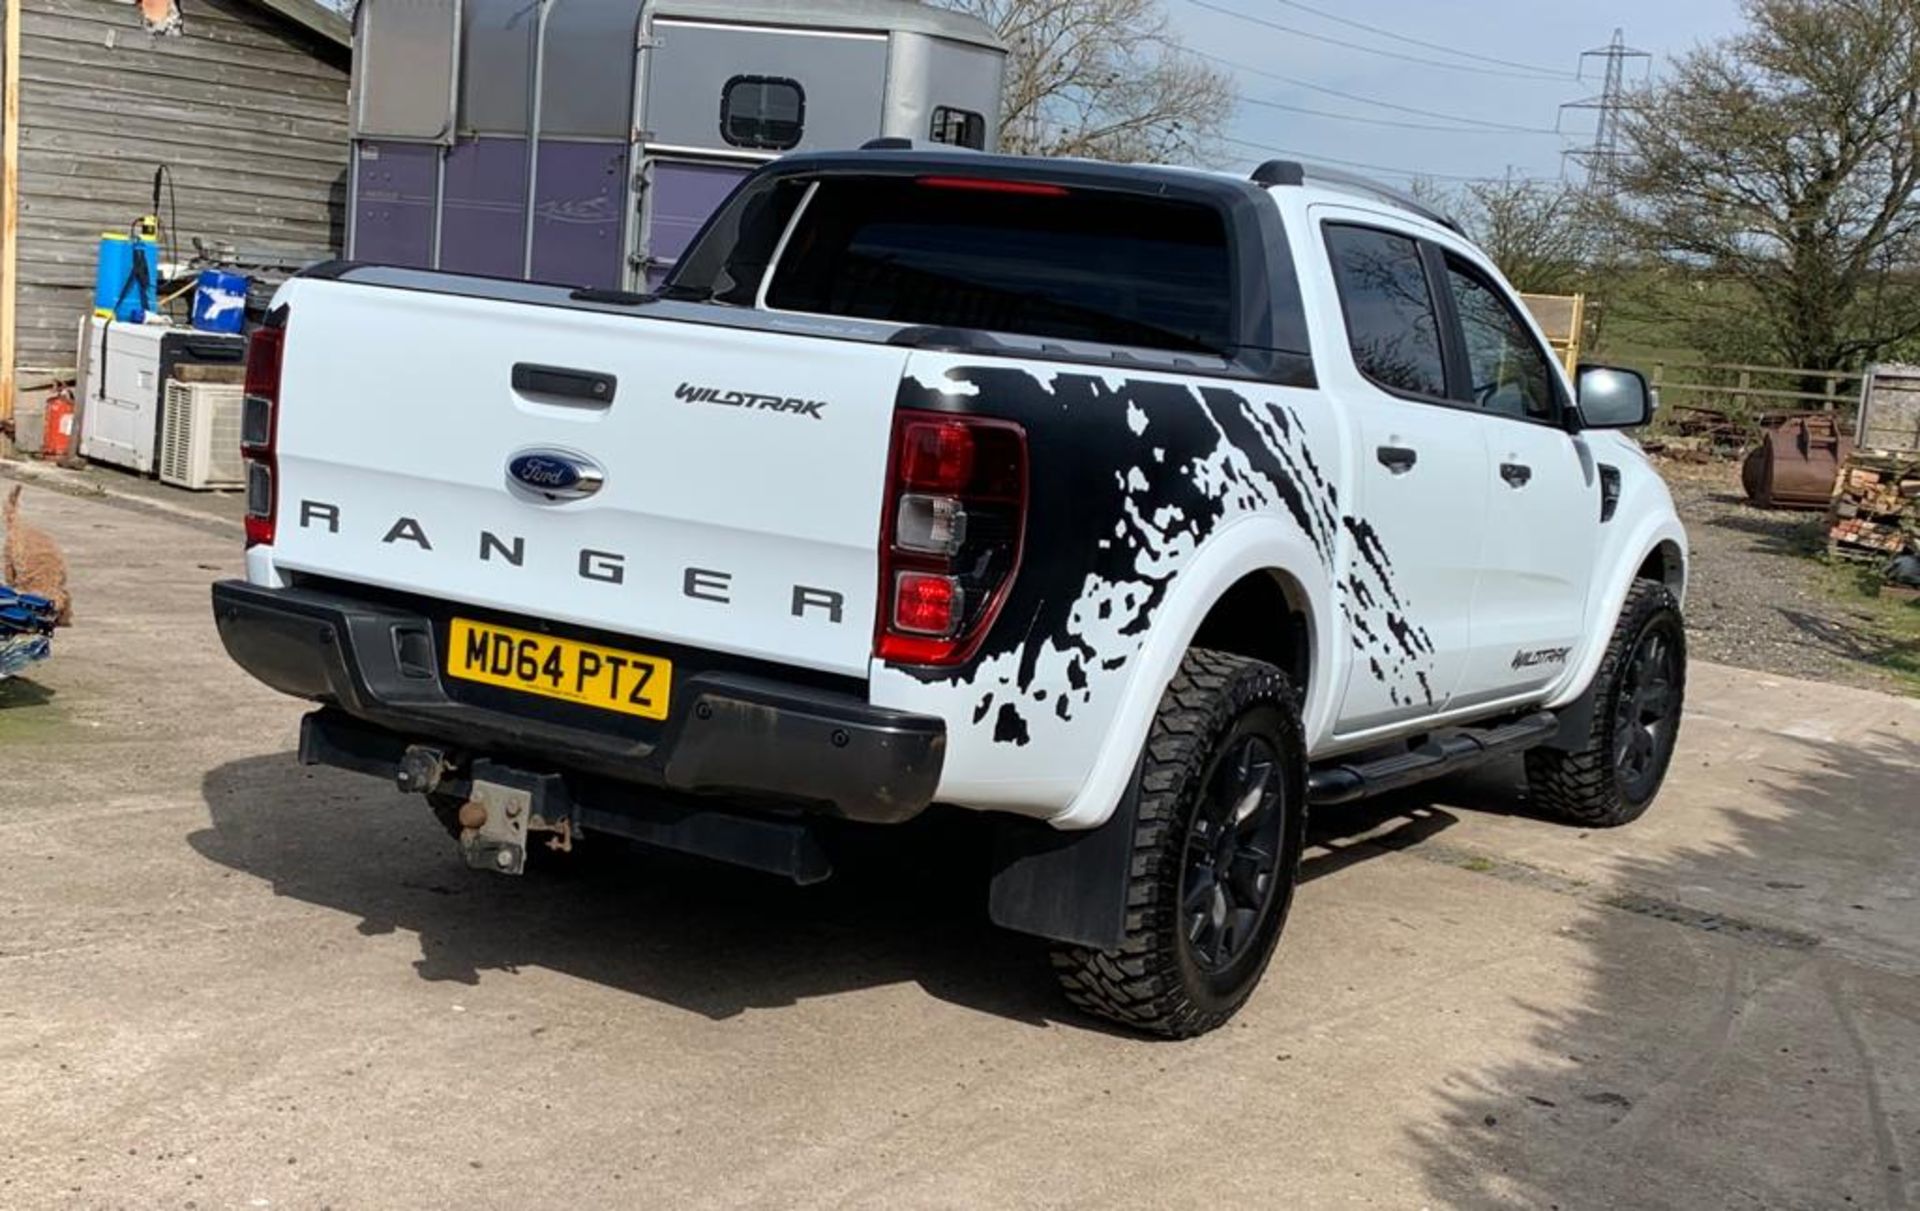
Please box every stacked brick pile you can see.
[1829,456,1920,560]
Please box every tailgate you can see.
[267,279,909,677]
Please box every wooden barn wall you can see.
[10,0,348,367]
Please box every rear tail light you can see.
[877,411,1027,666]
[895,494,968,555]
[241,319,287,548]
[892,571,963,636]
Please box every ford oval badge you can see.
[508,450,605,502]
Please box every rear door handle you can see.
[1501,462,1533,488]
[512,363,617,406]
[1376,445,1418,474]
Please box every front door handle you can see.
[1501,462,1533,488]
[1377,445,1418,474]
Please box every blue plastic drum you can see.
[192,269,250,333]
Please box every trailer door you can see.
[635,19,891,286]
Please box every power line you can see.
[1221,135,1558,184]
[1182,0,1572,81]
[1241,95,1564,136]
[1268,0,1572,78]
[1187,46,1564,133]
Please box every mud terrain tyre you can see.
[1051,649,1307,1038]
[1525,579,1686,828]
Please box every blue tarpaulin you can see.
[0,586,57,679]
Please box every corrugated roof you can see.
[653,0,1003,50]
[246,0,352,50]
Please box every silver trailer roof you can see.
[651,0,1004,50]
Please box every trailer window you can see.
[762,177,1234,356]
[930,107,987,150]
[721,76,805,151]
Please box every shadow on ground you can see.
[0,677,55,708]
[1697,496,1828,559]
[191,754,1455,1032]
[1778,606,1920,675]
[1405,729,1920,1210]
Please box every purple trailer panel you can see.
[530,142,628,289]
[352,142,438,269]
[645,159,750,288]
[440,138,531,279]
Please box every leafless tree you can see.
[1612,0,1920,376]
[1428,176,1600,296]
[938,0,1236,163]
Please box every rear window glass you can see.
[1324,224,1448,399]
[762,178,1234,355]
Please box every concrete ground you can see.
[2,480,1917,1211]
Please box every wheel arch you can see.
[1549,515,1689,712]
[1636,538,1688,598]
[1049,519,1334,831]
[1189,567,1315,706]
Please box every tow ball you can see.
[396,746,575,876]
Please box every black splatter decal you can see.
[994,703,1031,746]
[1341,515,1436,708]
[895,366,1438,742]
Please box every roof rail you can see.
[1250,159,1462,234]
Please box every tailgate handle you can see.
[512,363,617,406]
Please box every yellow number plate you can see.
[447,618,672,720]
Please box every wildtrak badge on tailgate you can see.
[675,382,828,419]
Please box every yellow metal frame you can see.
[1518,291,1586,380]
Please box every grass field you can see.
[1821,562,1920,694]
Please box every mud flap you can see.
[986,759,1143,950]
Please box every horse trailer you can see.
[346,0,1007,291]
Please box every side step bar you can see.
[1307,710,1559,807]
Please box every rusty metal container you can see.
[1743,414,1854,509]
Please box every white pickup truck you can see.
[214,148,1688,1037]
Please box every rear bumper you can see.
[210,580,945,824]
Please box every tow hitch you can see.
[396,746,575,876]
[299,714,833,885]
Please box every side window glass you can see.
[930,106,987,150]
[1324,225,1448,399]
[1444,259,1558,422]
[721,76,805,151]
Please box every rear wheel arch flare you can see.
[1188,569,1313,703]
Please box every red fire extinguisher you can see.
[41,388,76,460]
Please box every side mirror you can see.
[1576,365,1653,430]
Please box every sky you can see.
[1175,0,1748,186]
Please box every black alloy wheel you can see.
[1613,626,1681,804]
[1180,733,1288,974]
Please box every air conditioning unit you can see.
[159,380,246,490]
